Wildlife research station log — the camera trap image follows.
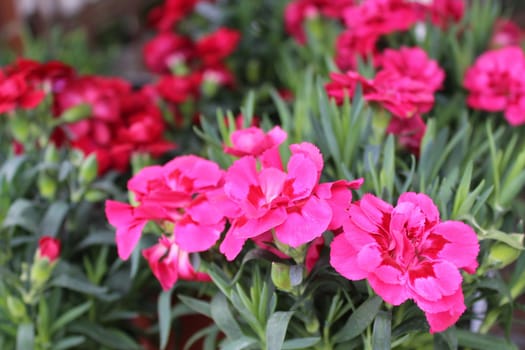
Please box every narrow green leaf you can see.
[50,273,109,297]
[456,329,518,350]
[434,327,458,350]
[159,289,174,350]
[2,199,39,233]
[51,301,92,333]
[178,295,211,317]
[372,310,391,350]
[333,296,382,343]
[70,321,140,350]
[211,293,243,339]
[16,323,34,350]
[282,337,321,349]
[39,201,69,237]
[266,311,294,350]
[480,231,524,250]
[54,336,86,350]
[220,336,258,350]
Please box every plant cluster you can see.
[2,0,525,349]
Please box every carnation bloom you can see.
[147,0,199,31]
[335,30,379,71]
[195,28,241,66]
[425,0,465,28]
[37,236,61,262]
[219,142,362,260]
[490,19,524,49]
[386,114,426,155]
[223,126,287,158]
[330,192,479,333]
[105,155,225,260]
[327,46,444,118]
[0,70,45,114]
[143,32,194,74]
[143,235,210,291]
[463,46,525,126]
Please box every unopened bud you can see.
[60,103,92,123]
[43,144,60,164]
[79,154,98,184]
[7,296,27,321]
[38,173,57,199]
[488,242,521,269]
[271,262,292,292]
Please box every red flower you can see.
[148,0,199,31]
[143,32,194,74]
[37,236,61,262]
[425,0,465,29]
[155,74,201,104]
[0,70,45,114]
[335,30,378,71]
[490,19,524,49]
[196,28,241,66]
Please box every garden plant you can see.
[1,0,525,349]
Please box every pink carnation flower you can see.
[386,114,426,156]
[490,19,524,49]
[105,155,225,260]
[37,236,61,263]
[330,192,479,333]
[220,142,362,260]
[143,235,210,291]
[464,46,525,126]
[223,126,287,158]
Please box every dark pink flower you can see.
[343,0,421,39]
[224,126,287,158]
[143,32,194,74]
[330,192,479,333]
[142,235,210,291]
[155,74,201,104]
[37,236,61,262]
[0,70,45,114]
[105,155,225,260]
[379,47,445,93]
[490,19,524,49]
[196,28,241,66]
[325,71,374,105]
[463,46,525,126]
[220,142,362,261]
[425,0,465,29]
[148,0,199,31]
[335,30,378,71]
[386,114,426,155]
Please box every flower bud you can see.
[487,242,521,269]
[271,262,292,292]
[9,117,30,142]
[60,103,92,123]
[7,296,27,322]
[43,144,60,164]
[31,237,61,289]
[79,153,98,184]
[37,236,61,263]
[38,173,57,199]
[84,189,106,202]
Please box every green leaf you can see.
[456,329,518,350]
[70,321,140,350]
[211,293,243,339]
[2,199,39,233]
[479,231,524,250]
[0,155,27,183]
[282,337,321,349]
[220,336,258,350]
[159,289,173,350]
[54,336,86,350]
[372,310,391,350]
[16,323,34,350]
[51,273,109,297]
[434,327,458,350]
[266,311,294,350]
[39,201,69,237]
[51,301,92,334]
[178,295,211,317]
[333,296,382,343]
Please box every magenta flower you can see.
[330,192,479,333]
[223,126,287,158]
[105,155,225,260]
[464,46,525,126]
[220,142,362,261]
[143,235,210,291]
[386,114,426,156]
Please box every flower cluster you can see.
[326,46,444,154]
[106,124,480,334]
[464,46,525,126]
[284,0,463,70]
[1,59,176,174]
[330,193,479,333]
[143,1,240,124]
